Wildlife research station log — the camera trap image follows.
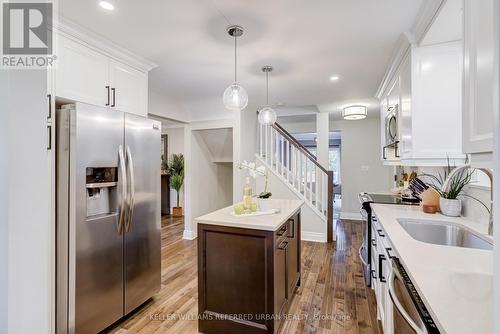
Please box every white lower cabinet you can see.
[371,216,394,334]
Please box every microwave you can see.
[385,104,398,145]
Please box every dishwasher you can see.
[388,258,441,334]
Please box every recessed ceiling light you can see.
[99,0,115,10]
[330,75,340,81]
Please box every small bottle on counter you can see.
[243,177,253,209]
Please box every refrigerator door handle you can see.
[125,146,136,232]
[118,145,127,234]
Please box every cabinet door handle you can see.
[377,229,385,237]
[386,247,395,259]
[278,240,288,250]
[277,225,288,236]
[111,87,116,107]
[46,125,51,150]
[395,141,400,158]
[47,94,52,119]
[383,146,387,159]
[287,218,295,238]
[371,270,377,279]
[105,86,110,106]
[379,254,387,283]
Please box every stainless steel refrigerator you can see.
[56,102,161,334]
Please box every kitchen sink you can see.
[397,219,493,251]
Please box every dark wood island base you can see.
[197,211,301,334]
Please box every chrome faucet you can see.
[442,165,493,235]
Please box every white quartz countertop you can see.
[371,204,493,334]
[195,199,304,231]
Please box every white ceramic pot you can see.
[257,198,273,212]
[439,197,462,217]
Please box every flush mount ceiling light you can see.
[222,25,248,111]
[329,75,340,81]
[98,0,115,10]
[258,66,278,125]
[342,105,367,120]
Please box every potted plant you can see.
[166,154,184,217]
[237,161,273,211]
[423,159,486,217]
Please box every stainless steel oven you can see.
[385,104,398,145]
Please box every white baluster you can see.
[286,141,290,183]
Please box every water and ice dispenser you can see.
[86,167,118,217]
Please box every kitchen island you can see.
[195,199,304,334]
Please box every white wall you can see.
[278,115,394,218]
[0,64,9,334]
[183,120,235,239]
[162,127,185,209]
[332,118,394,216]
[4,70,52,333]
[149,90,190,123]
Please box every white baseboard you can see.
[340,212,362,220]
[182,229,197,240]
[302,231,327,243]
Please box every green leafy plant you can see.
[422,157,490,213]
[166,154,184,207]
[423,157,472,199]
[161,154,168,172]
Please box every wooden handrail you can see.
[272,122,329,174]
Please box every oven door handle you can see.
[388,261,428,334]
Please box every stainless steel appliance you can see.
[385,104,398,145]
[388,258,440,334]
[56,103,161,334]
[358,193,419,287]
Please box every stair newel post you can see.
[327,170,334,243]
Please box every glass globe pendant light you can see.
[258,66,277,125]
[223,25,248,111]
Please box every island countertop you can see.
[195,198,304,231]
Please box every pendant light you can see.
[258,66,277,125]
[223,25,248,111]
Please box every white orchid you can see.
[236,160,272,198]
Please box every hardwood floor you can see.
[107,217,382,334]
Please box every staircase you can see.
[256,122,334,242]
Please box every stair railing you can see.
[258,122,334,242]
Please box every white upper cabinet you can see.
[378,40,465,166]
[54,23,155,116]
[56,35,109,107]
[462,0,495,155]
[109,60,148,115]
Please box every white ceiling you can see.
[60,0,424,121]
[421,0,462,46]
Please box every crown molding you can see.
[375,0,446,99]
[55,17,158,72]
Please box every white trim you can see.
[55,17,157,72]
[375,35,411,99]
[340,212,362,220]
[182,229,197,240]
[375,0,446,99]
[301,231,327,243]
[255,154,327,222]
